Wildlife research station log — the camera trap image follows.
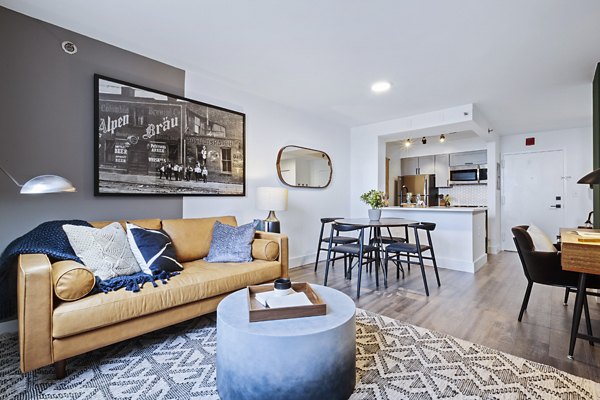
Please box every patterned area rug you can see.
[1,309,598,399]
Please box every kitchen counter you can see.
[384,206,487,213]
[381,206,488,273]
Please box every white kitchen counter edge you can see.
[383,206,487,213]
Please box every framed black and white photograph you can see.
[94,74,245,196]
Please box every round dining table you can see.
[333,218,419,286]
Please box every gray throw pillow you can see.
[204,221,256,263]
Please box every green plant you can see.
[360,189,388,209]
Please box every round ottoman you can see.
[216,284,356,400]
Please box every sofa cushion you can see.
[252,239,279,261]
[205,221,255,263]
[52,258,281,338]
[52,260,95,301]
[90,219,162,231]
[63,222,141,280]
[162,216,237,262]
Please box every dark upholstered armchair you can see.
[512,225,600,327]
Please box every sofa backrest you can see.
[90,219,162,231]
[162,216,238,262]
[89,216,238,262]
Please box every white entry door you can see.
[501,150,565,251]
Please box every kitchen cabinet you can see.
[449,150,487,167]
[418,155,435,175]
[434,154,450,187]
[401,156,434,175]
[401,157,419,175]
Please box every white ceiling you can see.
[3,0,600,134]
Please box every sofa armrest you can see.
[18,254,54,372]
[254,232,289,278]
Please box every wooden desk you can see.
[560,229,600,358]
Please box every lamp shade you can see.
[256,187,288,211]
[578,168,600,185]
[20,175,77,194]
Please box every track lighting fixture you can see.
[404,139,411,148]
[440,134,446,143]
[421,137,427,145]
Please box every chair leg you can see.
[55,360,66,379]
[357,252,364,298]
[430,248,441,287]
[564,287,570,306]
[314,247,321,272]
[417,252,429,296]
[518,281,533,322]
[374,251,380,288]
[348,256,353,280]
[324,249,333,286]
[344,255,348,278]
[583,294,594,346]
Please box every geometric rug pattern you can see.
[0,309,598,399]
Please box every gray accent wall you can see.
[0,7,185,321]
[0,7,185,253]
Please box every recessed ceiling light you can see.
[371,81,391,93]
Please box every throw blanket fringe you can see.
[95,270,180,294]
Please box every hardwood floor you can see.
[290,251,600,382]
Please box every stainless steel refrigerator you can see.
[395,175,439,206]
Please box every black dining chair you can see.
[324,223,380,298]
[314,218,358,272]
[512,226,600,339]
[383,222,440,296]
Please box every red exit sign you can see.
[525,137,535,146]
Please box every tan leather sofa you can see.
[17,216,288,376]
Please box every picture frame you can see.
[94,74,246,196]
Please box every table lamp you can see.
[1,164,76,194]
[256,187,288,233]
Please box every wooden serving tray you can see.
[247,282,326,322]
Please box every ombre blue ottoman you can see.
[216,284,356,400]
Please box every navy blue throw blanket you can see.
[0,220,178,319]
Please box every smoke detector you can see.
[61,41,78,55]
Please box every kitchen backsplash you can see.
[439,185,487,206]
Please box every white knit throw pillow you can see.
[63,222,141,280]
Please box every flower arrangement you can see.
[360,189,389,209]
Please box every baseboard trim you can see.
[289,253,316,269]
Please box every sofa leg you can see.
[54,360,66,379]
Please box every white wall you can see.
[182,70,351,267]
[500,126,593,230]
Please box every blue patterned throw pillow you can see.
[126,222,184,274]
[204,221,256,263]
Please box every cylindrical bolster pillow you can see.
[251,239,279,261]
[52,260,96,301]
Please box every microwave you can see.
[449,164,487,185]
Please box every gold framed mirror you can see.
[276,145,332,188]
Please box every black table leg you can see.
[568,273,587,359]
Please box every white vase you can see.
[368,209,381,221]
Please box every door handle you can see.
[550,204,562,209]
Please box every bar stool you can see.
[314,218,358,272]
[324,223,380,298]
[384,222,441,296]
